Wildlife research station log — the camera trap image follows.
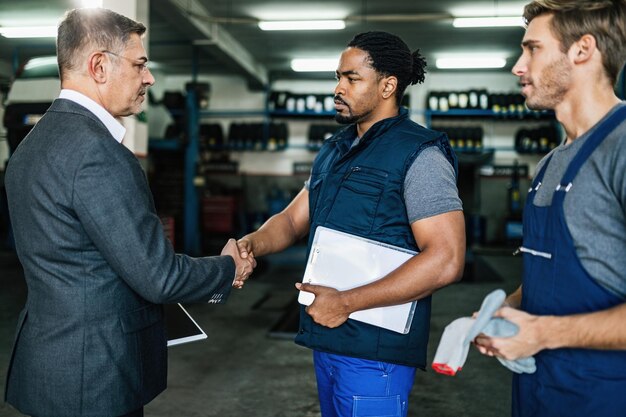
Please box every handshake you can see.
[220,237,258,289]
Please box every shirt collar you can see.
[59,89,126,143]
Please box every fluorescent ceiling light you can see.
[259,20,345,31]
[436,57,507,69]
[291,58,338,72]
[0,26,57,38]
[453,16,524,27]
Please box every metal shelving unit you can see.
[164,87,335,254]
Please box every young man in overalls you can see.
[475,1,626,416]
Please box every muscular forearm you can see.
[339,210,465,312]
[239,188,309,258]
[300,243,464,329]
[341,242,464,313]
[298,210,464,329]
[241,211,306,257]
[541,303,626,350]
[476,302,626,360]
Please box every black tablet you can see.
[165,303,207,347]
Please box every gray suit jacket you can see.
[4,99,236,417]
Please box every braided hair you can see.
[347,31,426,105]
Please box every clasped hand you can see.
[221,238,257,289]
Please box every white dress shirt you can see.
[59,89,126,143]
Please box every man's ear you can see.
[570,34,597,65]
[88,51,108,83]
[381,76,398,99]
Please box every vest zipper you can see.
[343,166,361,179]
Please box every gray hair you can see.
[56,8,146,80]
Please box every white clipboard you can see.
[298,226,417,334]
[165,303,207,347]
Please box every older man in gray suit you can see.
[3,8,254,417]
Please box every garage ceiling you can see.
[0,0,528,89]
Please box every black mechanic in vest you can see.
[237,31,465,417]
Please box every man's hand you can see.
[233,237,257,288]
[236,237,254,260]
[221,238,256,289]
[296,282,351,328]
[474,307,547,360]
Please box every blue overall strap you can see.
[555,106,626,194]
[528,154,553,193]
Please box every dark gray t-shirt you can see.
[532,103,626,298]
[404,146,462,222]
[305,143,462,224]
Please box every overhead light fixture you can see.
[259,20,345,31]
[291,58,338,72]
[0,26,57,38]
[436,57,507,69]
[453,16,524,27]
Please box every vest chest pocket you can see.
[308,177,324,215]
[326,167,388,235]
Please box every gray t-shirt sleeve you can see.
[404,146,463,223]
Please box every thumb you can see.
[493,306,517,320]
[295,282,317,293]
[236,240,250,258]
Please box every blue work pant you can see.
[314,350,417,417]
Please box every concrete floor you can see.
[0,247,522,417]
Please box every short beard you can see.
[526,55,571,111]
[335,113,357,124]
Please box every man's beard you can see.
[335,112,357,124]
[525,55,571,111]
[334,95,356,124]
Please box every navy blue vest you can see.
[294,107,457,368]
